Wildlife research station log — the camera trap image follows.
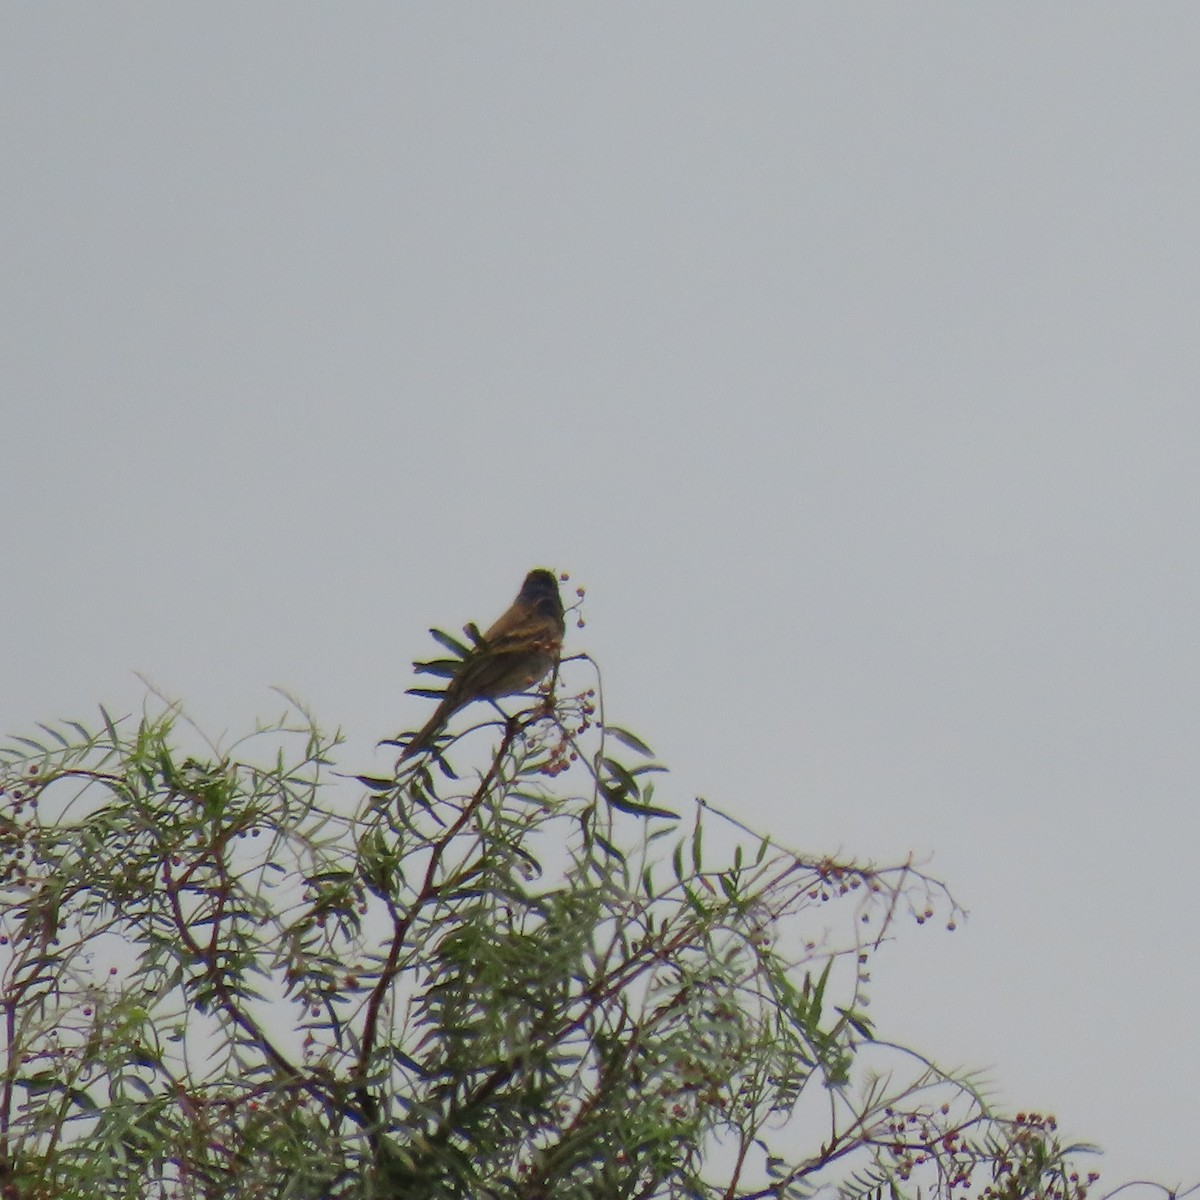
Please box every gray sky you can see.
[3,5,1197,1188]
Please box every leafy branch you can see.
[0,661,1187,1200]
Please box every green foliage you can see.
[0,666,1143,1199]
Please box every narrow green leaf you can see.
[391,1046,427,1076]
[67,1086,99,1112]
[604,725,654,756]
[601,757,641,800]
[626,762,668,778]
[99,704,122,747]
[603,788,677,820]
[593,831,627,864]
[15,1071,59,1094]
[428,627,472,657]
[809,958,834,1026]
[356,775,398,791]
[838,1007,875,1040]
[412,658,461,678]
[35,722,71,749]
[121,1074,158,1099]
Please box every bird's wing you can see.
[481,598,533,644]
[483,607,561,653]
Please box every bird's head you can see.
[521,569,564,621]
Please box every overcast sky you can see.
[3,5,1197,1189]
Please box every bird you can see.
[398,569,566,761]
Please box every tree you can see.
[0,634,1187,1199]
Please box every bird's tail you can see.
[396,694,458,762]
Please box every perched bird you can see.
[398,569,565,760]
